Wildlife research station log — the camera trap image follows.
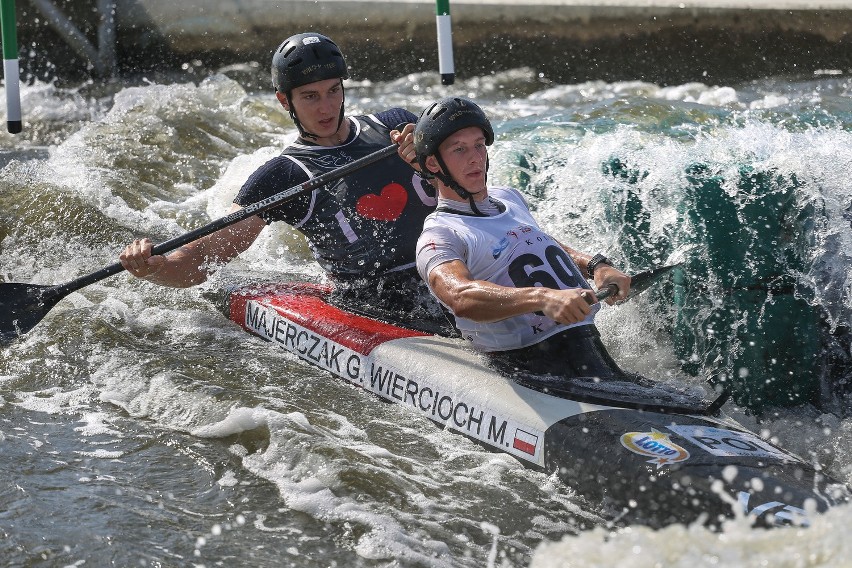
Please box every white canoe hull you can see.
[225,282,849,529]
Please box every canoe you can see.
[221,281,850,529]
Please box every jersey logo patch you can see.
[492,237,510,259]
[356,183,408,221]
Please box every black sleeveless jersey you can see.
[235,109,436,277]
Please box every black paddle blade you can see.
[622,263,681,301]
[594,263,682,303]
[0,283,65,344]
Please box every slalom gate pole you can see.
[1,0,22,134]
[435,0,454,85]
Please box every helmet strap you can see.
[433,153,470,199]
[285,92,317,140]
[336,83,347,134]
[468,195,486,216]
[433,153,489,217]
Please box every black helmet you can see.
[271,32,349,93]
[414,97,494,201]
[414,97,494,174]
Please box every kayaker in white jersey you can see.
[117,32,450,332]
[414,96,634,377]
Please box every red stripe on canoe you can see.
[228,282,429,355]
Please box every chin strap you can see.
[286,82,347,142]
[468,195,486,216]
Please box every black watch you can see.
[586,254,611,278]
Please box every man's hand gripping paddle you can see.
[595,263,682,303]
[592,246,695,303]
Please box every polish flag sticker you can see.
[513,428,539,456]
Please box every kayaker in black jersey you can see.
[118,32,450,332]
[413,96,635,378]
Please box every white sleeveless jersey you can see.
[417,187,598,351]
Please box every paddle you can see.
[590,258,732,414]
[594,263,682,302]
[0,144,401,344]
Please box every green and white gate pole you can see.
[435,0,454,85]
[1,0,22,134]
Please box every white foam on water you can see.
[14,385,95,414]
[187,402,461,564]
[190,405,310,438]
[217,469,240,487]
[529,502,852,568]
[94,361,238,433]
[76,449,124,459]
[74,411,122,437]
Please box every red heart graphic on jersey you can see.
[355,183,408,221]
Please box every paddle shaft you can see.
[594,263,680,302]
[50,144,400,298]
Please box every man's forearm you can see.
[442,279,550,323]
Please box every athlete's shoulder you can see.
[422,214,457,232]
[421,207,451,227]
[490,186,530,209]
[255,153,310,178]
[489,186,523,199]
[370,108,419,129]
[237,154,310,198]
[418,222,467,253]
